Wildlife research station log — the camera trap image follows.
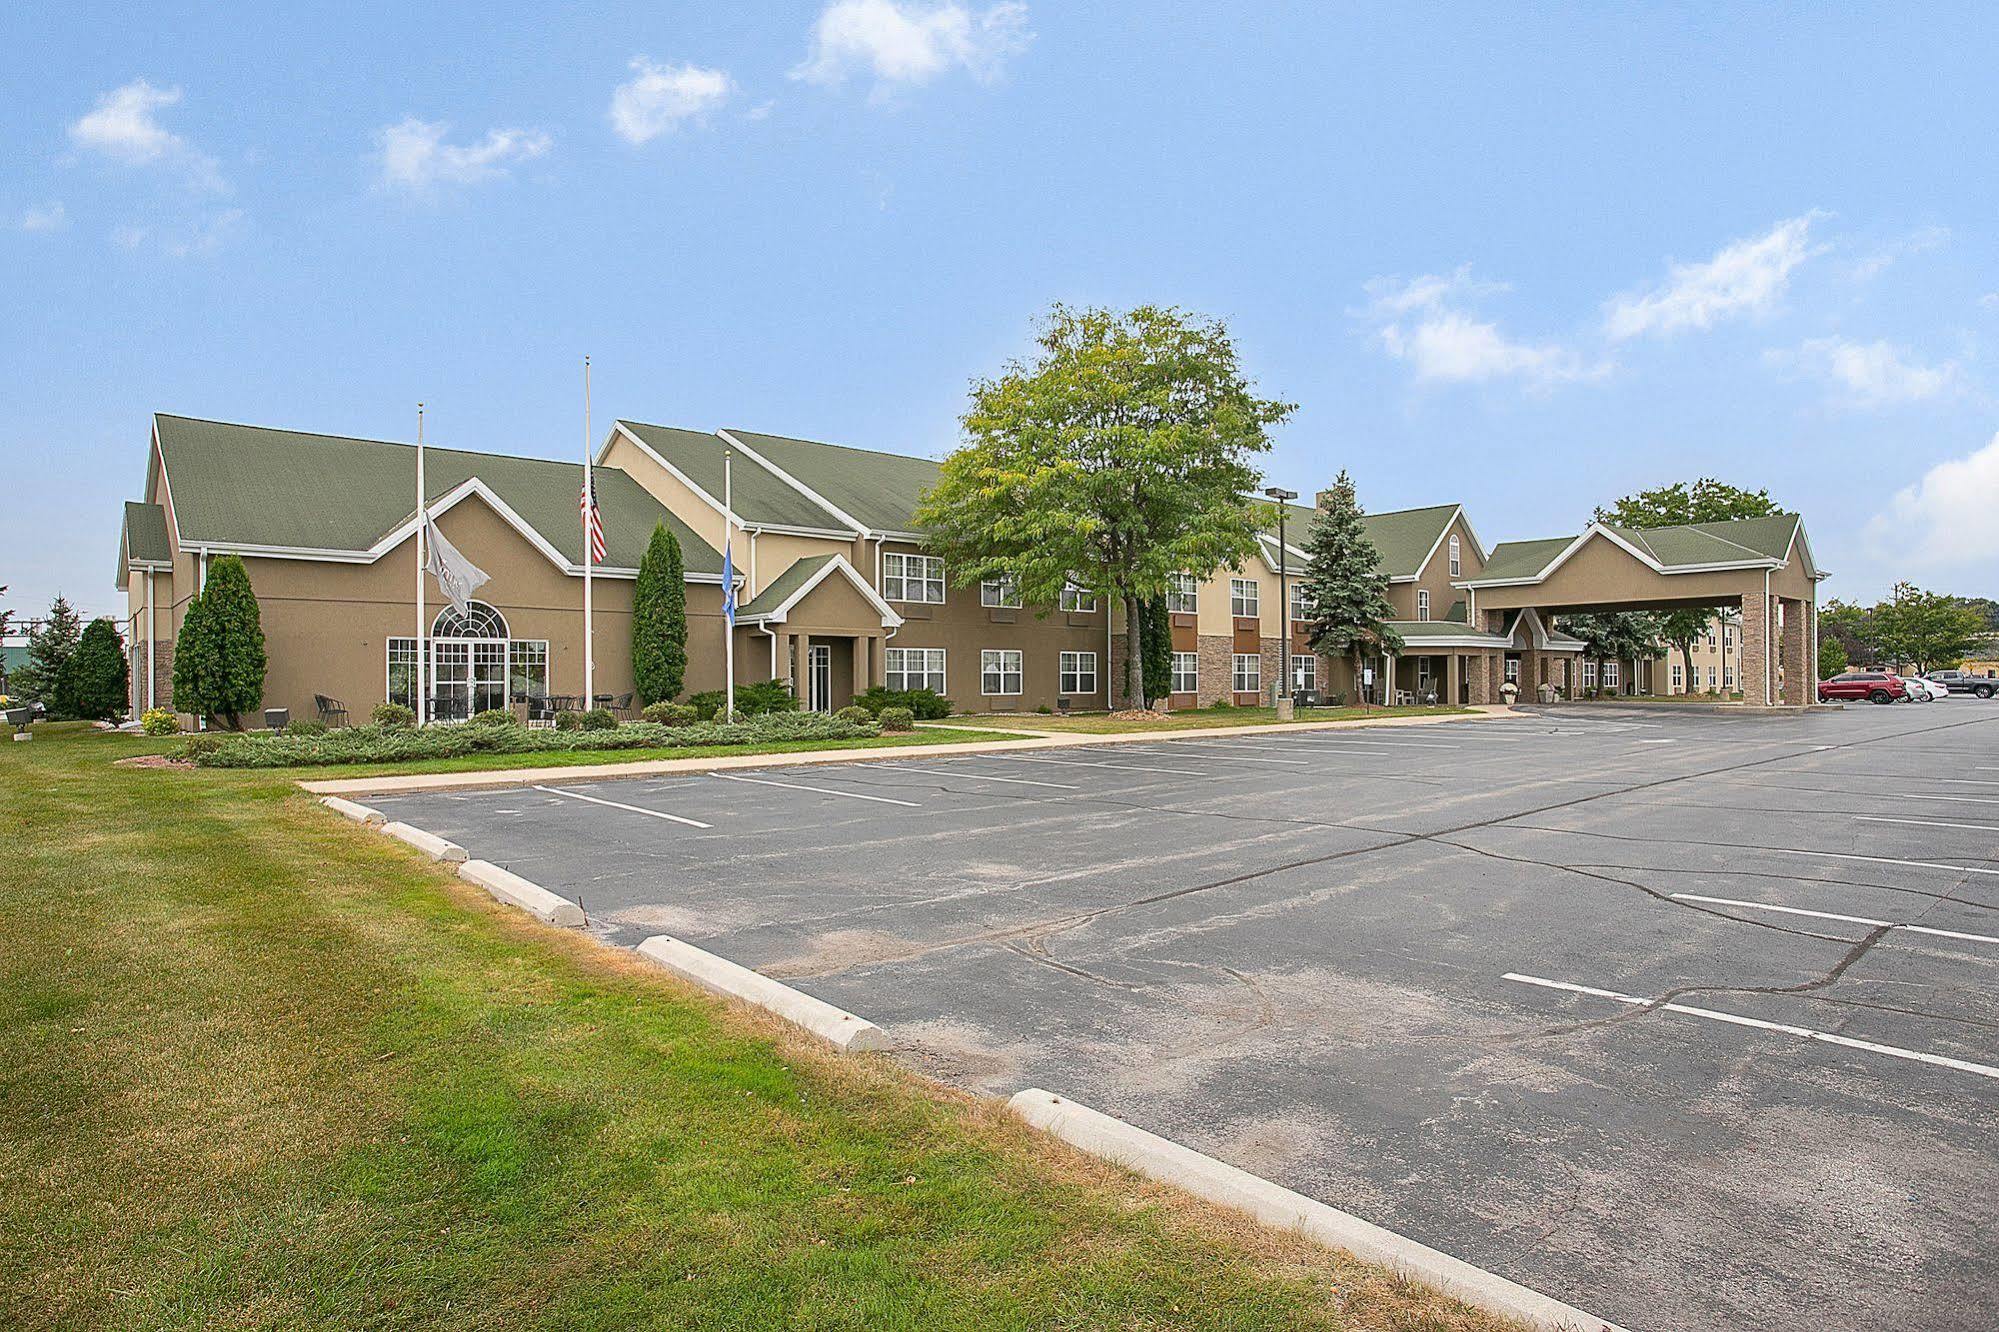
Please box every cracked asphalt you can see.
[377,702,1999,1332]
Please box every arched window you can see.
[1448,534,1461,577]
[431,601,508,639]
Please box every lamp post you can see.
[1264,486,1299,717]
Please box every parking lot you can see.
[376,702,1998,1332]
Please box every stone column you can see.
[1780,598,1809,705]
[1467,652,1492,704]
[1739,588,1772,706]
[851,636,869,704]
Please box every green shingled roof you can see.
[618,421,850,533]
[1469,514,1803,584]
[150,414,720,575]
[1389,619,1508,642]
[725,428,943,535]
[737,553,840,619]
[1256,501,1461,580]
[118,500,172,587]
[1474,537,1575,582]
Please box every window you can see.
[1291,654,1317,694]
[981,648,1023,696]
[1671,663,1684,690]
[1232,653,1260,694]
[1583,660,1598,688]
[1504,657,1520,684]
[509,640,549,699]
[1059,651,1097,695]
[1708,631,1717,647]
[882,552,944,604]
[1448,534,1461,578]
[980,577,1020,609]
[1166,572,1198,614]
[1171,651,1198,695]
[1290,586,1314,622]
[387,638,420,710]
[1603,661,1620,689]
[1724,627,1734,646]
[1230,578,1260,618]
[1417,589,1431,622]
[1059,582,1098,613]
[886,647,947,693]
[1417,659,1433,690]
[1723,667,1735,688]
[1708,666,1717,689]
[432,600,507,639]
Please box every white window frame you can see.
[1417,589,1431,622]
[1448,534,1461,578]
[882,552,945,604]
[1723,666,1735,688]
[1603,661,1620,689]
[1171,651,1198,695]
[981,648,1023,696]
[1232,653,1260,694]
[1708,665,1718,689]
[1230,578,1260,618]
[1671,663,1683,690]
[980,576,1020,609]
[1059,582,1098,613]
[1166,572,1198,615]
[1289,586,1314,622]
[885,646,947,694]
[1059,650,1098,696]
[1583,660,1598,688]
[1292,654,1317,694]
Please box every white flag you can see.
[424,513,490,618]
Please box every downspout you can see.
[760,623,778,678]
[144,570,155,712]
[1764,569,1773,705]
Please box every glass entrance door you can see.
[429,640,508,720]
[809,644,832,712]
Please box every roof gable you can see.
[615,421,853,534]
[722,427,942,536]
[736,553,901,627]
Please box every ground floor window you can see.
[1671,663,1683,690]
[1291,654,1316,694]
[1417,658,1433,691]
[509,640,548,699]
[1603,661,1620,689]
[1504,657,1519,684]
[981,648,1023,696]
[1582,660,1598,689]
[885,646,947,693]
[1171,651,1198,695]
[1708,666,1717,690]
[1232,653,1260,694]
[1723,667,1735,688]
[387,638,420,710]
[387,636,548,715]
[1059,650,1097,695]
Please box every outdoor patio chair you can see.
[314,694,348,727]
[609,692,635,720]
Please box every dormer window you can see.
[1448,534,1461,578]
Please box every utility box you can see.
[264,707,290,731]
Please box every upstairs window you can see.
[1417,589,1431,622]
[883,552,944,604]
[1448,534,1461,578]
[1059,582,1098,613]
[1230,578,1260,618]
[1166,572,1198,614]
[980,576,1020,609]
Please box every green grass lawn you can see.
[0,723,1517,1331]
[928,704,1475,734]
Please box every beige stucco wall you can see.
[1472,532,1810,613]
[600,431,730,555]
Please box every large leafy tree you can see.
[1299,471,1402,706]
[1871,582,1987,673]
[1561,612,1665,695]
[632,522,689,705]
[917,305,1293,710]
[1596,479,1781,692]
[67,618,131,720]
[1818,599,1881,668]
[172,555,267,729]
[17,594,82,714]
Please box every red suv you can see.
[1818,671,1907,704]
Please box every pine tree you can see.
[67,618,131,720]
[172,555,267,729]
[1138,598,1173,707]
[20,594,83,715]
[1299,472,1402,707]
[631,522,688,705]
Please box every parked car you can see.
[1818,671,1907,704]
[1924,669,1998,699]
[1901,675,1946,702]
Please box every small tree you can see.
[632,522,688,705]
[1561,612,1664,695]
[1138,598,1173,707]
[18,594,83,714]
[172,555,266,729]
[1300,472,1402,706]
[67,618,131,720]
[1818,636,1848,679]
[1871,582,1987,674]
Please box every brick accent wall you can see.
[128,639,173,715]
[1779,597,1809,705]
[1259,636,1283,706]
[1196,633,1233,706]
[1739,588,1771,705]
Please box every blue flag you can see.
[721,537,736,628]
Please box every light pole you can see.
[1264,486,1299,715]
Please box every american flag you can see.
[580,476,607,564]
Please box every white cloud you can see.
[1768,335,1957,408]
[792,0,1032,93]
[1867,431,1999,567]
[68,78,225,191]
[107,207,245,258]
[374,118,551,192]
[609,59,732,144]
[19,202,66,232]
[1604,213,1823,340]
[1362,268,1603,389]
[1848,224,1949,282]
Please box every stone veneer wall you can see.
[1739,588,1770,706]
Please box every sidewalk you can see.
[300,706,1525,797]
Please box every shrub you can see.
[171,555,266,729]
[633,523,688,704]
[1209,698,1233,710]
[581,708,617,731]
[140,707,179,736]
[284,717,328,737]
[170,734,227,762]
[835,705,872,725]
[67,618,130,721]
[554,710,584,731]
[641,701,698,725]
[735,679,800,716]
[1035,704,1053,715]
[877,706,914,732]
[852,686,952,720]
[372,701,417,728]
[469,708,518,727]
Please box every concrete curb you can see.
[379,821,467,863]
[458,859,585,927]
[1007,1089,1627,1332]
[318,795,385,826]
[635,935,888,1054]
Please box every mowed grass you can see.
[929,705,1475,734]
[0,724,1521,1332]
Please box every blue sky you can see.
[6,3,1997,624]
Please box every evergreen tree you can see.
[631,522,688,705]
[1138,597,1173,707]
[67,618,131,720]
[1299,472,1402,707]
[18,594,82,714]
[172,555,266,729]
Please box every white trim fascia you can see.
[1386,573,1418,584]
[608,423,735,523]
[369,478,573,571]
[735,554,903,629]
[151,419,184,551]
[1390,634,1513,649]
[745,520,864,540]
[716,429,874,538]
[1408,506,1465,583]
[1456,523,1786,588]
[874,529,929,545]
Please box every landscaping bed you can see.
[928,704,1476,734]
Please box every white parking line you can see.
[1280,738,1459,750]
[1502,972,1999,1081]
[884,765,1079,790]
[1856,815,1999,833]
[1668,894,1999,945]
[534,785,713,828]
[1755,847,1999,878]
[1879,792,1999,806]
[994,755,1206,777]
[712,773,921,807]
[1134,746,1309,766]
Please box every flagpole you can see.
[416,403,427,726]
[583,356,594,709]
[724,451,736,722]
